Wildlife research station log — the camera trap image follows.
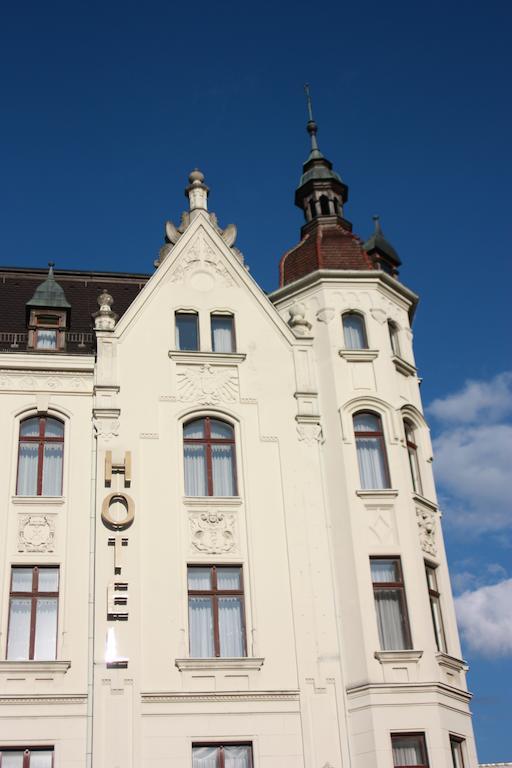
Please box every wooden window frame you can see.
[404,420,423,495]
[28,310,66,351]
[371,557,412,650]
[391,733,429,768]
[192,742,253,768]
[353,411,391,488]
[16,416,64,497]
[342,311,369,350]
[0,748,54,767]
[449,736,465,768]
[425,563,447,653]
[184,417,238,497]
[210,313,236,353]
[188,565,247,657]
[7,566,59,661]
[175,311,200,351]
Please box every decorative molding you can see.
[176,364,238,405]
[189,510,238,554]
[412,493,439,512]
[140,432,159,439]
[0,660,71,676]
[392,355,417,377]
[141,690,300,704]
[17,514,55,552]
[288,303,312,336]
[93,418,120,441]
[374,650,423,663]
[356,489,399,499]
[11,496,64,506]
[345,681,472,705]
[316,307,335,324]
[175,657,264,672]
[184,496,242,507]
[260,435,278,443]
[436,652,468,674]
[339,349,379,362]
[296,421,324,446]
[416,506,437,556]
[0,370,93,393]
[370,308,387,324]
[0,693,86,706]
[170,230,234,289]
[169,351,246,365]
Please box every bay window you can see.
[7,566,59,661]
[16,416,64,496]
[188,566,246,657]
[183,417,237,496]
[371,558,412,650]
[342,311,368,350]
[354,412,391,489]
[391,734,429,768]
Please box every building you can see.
[0,103,478,768]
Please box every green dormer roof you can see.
[26,263,71,309]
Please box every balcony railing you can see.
[0,331,95,352]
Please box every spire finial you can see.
[372,215,383,234]
[47,261,55,276]
[185,168,209,215]
[304,83,319,153]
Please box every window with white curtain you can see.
[211,314,235,353]
[426,564,447,653]
[175,311,199,351]
[371,558,412,650]
[7,567,59,661]
[16,416,64,496]
[192,744,252,768]
[450,737,465,768]
[183,417,237,496]
[353,412,391,489]
[0,749,54,768]
[188,566,246,658]
[342,312,368,350]
[391,734,429,768]
[404,420,423,495]
[388,320,401,357]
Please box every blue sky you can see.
[1,0,511,760]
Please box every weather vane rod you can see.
[304,83,314,123]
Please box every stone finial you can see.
[288,302,312,336]
[186,168,209,215]
[93,289,118,331]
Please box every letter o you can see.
[101,492,135,531]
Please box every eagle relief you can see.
[176,364,238,405]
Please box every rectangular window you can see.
[188,565,246,658]
[0,749,54,767]
[450,737,465,768]
[7,567,59,661]
[426,564,447,652]
[371,558,412,650]
[192,744,252,768]
[211,314,235,353]
[391,734,429,768]
[175,312,199,351]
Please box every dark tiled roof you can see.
[279,221,374,287]
[0,267,150,354]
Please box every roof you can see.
[0,266,150,354]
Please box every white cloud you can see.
[455,579,512,657]
[428,371,512,425]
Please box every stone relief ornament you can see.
[18,515,55,552]
[189,510,238,554]
[169,231,234,288]
[0,371,91,393]
[177,365,238,405]
[93,419,120,441]
[416,507,437,556]
[296,422,325,446]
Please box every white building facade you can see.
[0,115,478,768]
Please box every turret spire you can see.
[304,83,321,157]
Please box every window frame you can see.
[404,419,423,495]
[449,736,465,768]
[388,320,401,357]
[175,310,200,351]
[210,313,236,353]
[6,566,60,661]
[0,748,54,767]
[28,309,66,352]
[370,557,412,650]
[183,416,238,497]
[425,563,447,653]
[192,742,253,768]
[391,733,429,768]
[342,311,369,350]
[353,411,391,489]
[187,564,247,658]
[16,415,64,497]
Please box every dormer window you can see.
[29,311,66,351]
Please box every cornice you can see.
[339,349,379,362]
[374,650,423,663]
[0,355,95,372]
[356,489,399,499]
[392,355,417,377]
[0,660,71,675]
[169,351,246,365]
[141,690,300,704]
[0,693,86,706]
[346,681,472,705]
[175,658,264,672]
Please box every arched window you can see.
[17,416,64,496]
[309,199,317,220]
[404,419,423,495]
[319,195,331,215]
[353,412,391,489]
[184,417,237,497]
[388,320,400,357]
[343,312,368,350]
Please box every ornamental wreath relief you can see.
[18,515,55,552]
[189,510,237,554]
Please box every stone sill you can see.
[339,349,379,362]
[175,657,264,672]
[392,355,417,377]
[436,652,468,673]
[0,660,71,676]
[356,489,398,499]
[11,496,64,506]
[168,351,246,365]
[375,650,423,663]
[412,493,439,512]
[183,496,243,507]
